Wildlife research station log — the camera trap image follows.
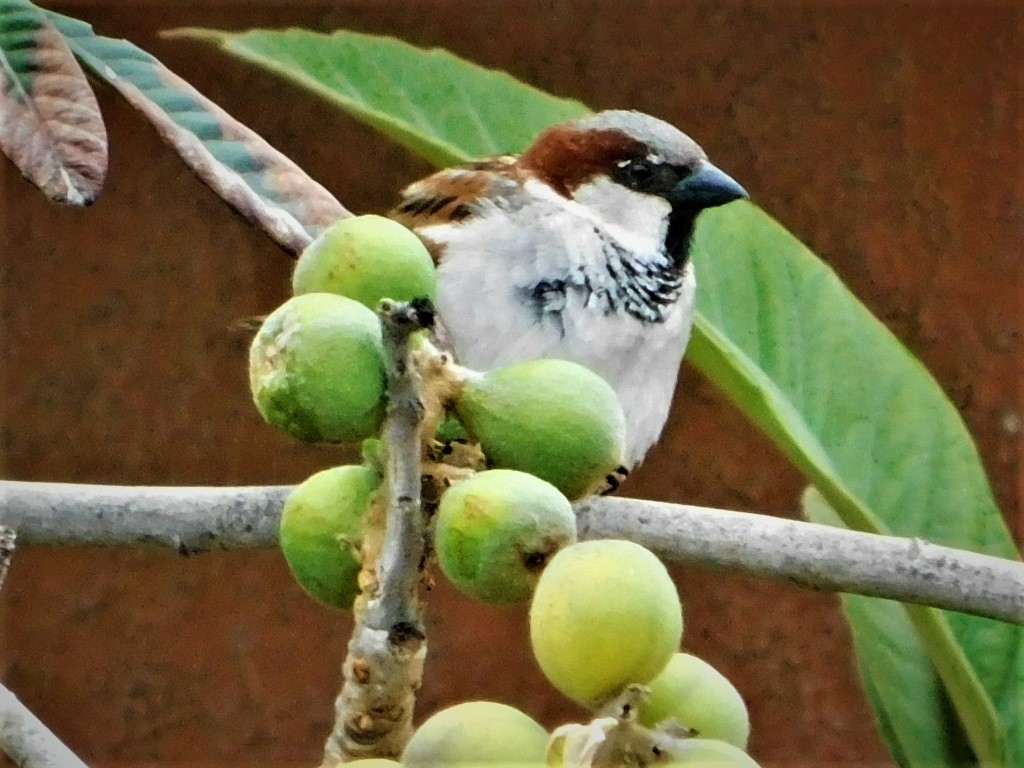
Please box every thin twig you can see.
[0,683,90,768]
[2,481,1022,625]
[321,300,434,765]
[0,527,15,592]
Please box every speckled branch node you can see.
[0,526,15,593]
[321,299,435,766]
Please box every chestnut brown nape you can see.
[519,126,646,197]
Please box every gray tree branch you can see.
[573,495,1024,625]
[0,683,89,768]
[1,482,288,554]
[2,480,1022,625]
[321,300,433,765]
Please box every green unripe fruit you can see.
[435,470,576,604]
[293,215,436,308]
[638,653,749,749]
[249,293,386,443]
[402,701,549,767]
[667,738,761,767]
[279,465,381,609]
[530,540,683,706]
[455,359,626,500]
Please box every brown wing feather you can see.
[389,156,521,240]
[388,156,522,356]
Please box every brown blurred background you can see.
[2,1,1021,767]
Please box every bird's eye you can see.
[615,159,657,190]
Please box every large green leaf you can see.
[169,27,588,166]
[852,603,973,768]
[0,0,106,204]
[804,488,976,767]
[40,9,348,254]
[693,206,1023,766]
[182,28,1022,766]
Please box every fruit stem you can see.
[411,335,470,446]
[321,298,435,766]
[590,691,694,768]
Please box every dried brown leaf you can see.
[0,14,106,204]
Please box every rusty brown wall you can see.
[2,2,1021,767]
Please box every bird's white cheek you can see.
[569,176,671,256]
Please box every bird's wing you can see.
[388,156,524,366]
[389,156,522,246]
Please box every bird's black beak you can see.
[670,161,748,210]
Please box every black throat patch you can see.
[665,209,699,269]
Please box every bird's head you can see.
[520,110,748,263]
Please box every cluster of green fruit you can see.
[250,215,627,609]
[248,216,759,766]
[251,214,626,499]
[345,540,759,766]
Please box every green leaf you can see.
[855,608,974,768]
[182,27,1022,766]
[0,0,106,204]
[168,27,589,167]
[804,488,977,767]
[42,10,348,254]
[692,204,1022,766]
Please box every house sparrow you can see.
[390,110,747,469]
